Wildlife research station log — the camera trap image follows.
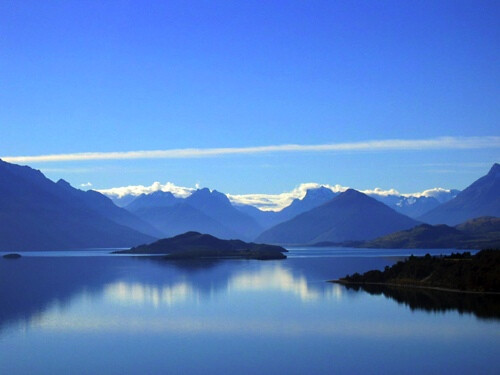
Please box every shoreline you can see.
[330,279,500,295]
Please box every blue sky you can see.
[1,1,499,194]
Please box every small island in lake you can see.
[333,250,500,293]
[2,253,22,259]
[114,231,288,260]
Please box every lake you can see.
[1,248,499,374]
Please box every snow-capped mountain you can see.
[100,182,460,222]
[367,189,460,218]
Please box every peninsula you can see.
[114,231,288,260]
[333,250,500,293]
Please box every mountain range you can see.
[368,192,459,219]
[256,164,497,245]
[125,188,262,241]
[0,158,497,250]
[125,190,183,211]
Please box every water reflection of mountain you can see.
[0,256,337,331]
[342,284,500,320]
[0,257,120,330]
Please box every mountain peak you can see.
[195,187,211,194]
[303,186,335,200]
[257,187,418,244]
[56,179,72,189]
[173,231,203,239]
[189,188,228,202]
[488,163,500,176]
[344,188,359,194]
[125,189,181,212]
[340,188,365,198]
[333,189,387,207]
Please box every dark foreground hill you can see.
[114,231,287,260]
[334,250,500,293]
[353,216,500,249]
[257,189,419,244]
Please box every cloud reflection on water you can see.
[102,265,340,307]
[104,282,196,307]
[227,266,323,301]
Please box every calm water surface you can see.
[0,248,498,374]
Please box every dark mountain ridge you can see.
[55,179,162,238]
[0,159,155,251]
[419,163,500,225]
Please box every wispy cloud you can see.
[3,136,499,163]
[98,181,195,199]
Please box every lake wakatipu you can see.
[1,248,499,374]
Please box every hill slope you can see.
[419,163,500,225]
[0,160,155,251]
[55,179,162,238]
[357,217,500,249]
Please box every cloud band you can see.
[3,136,499,163]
